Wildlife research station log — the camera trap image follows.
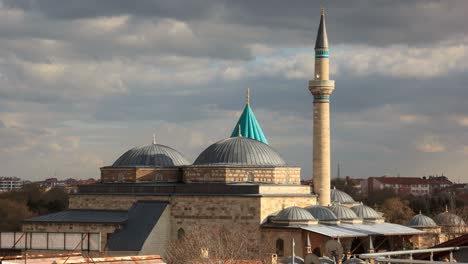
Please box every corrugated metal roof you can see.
[230,103,268,144]
[301,225,368,238]
[193,137,287,166]
[342,223,425,236]
[106,201,169,252]
[301,223,423,238]
[23,210,128,224]
[112,143,190,167]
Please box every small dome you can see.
[194,137,287,166]
[331,187,355,204]
[408,213,438,228]
[434,211,466,226]
[113,143,190,167]
[304,205,338,221]
[351,204,381,219]
[275,206,316,222]
[329,204,359,220]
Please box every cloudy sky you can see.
[1,0,468,182]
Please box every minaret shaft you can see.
[309,8,334,206]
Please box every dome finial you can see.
[445,204,448,212]
[246,88,250,105]
[153,133,157,145]
[419,210,422,215]
[238,124,242,137]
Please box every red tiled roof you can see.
[372,176,428,185]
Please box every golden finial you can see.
[321,5,325,16]
[246,88,250,105]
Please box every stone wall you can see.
[22,222,119,251]
[69,194,170,210]
[100,167,182,183]
[260,196,317,223]
[183,166,301,184]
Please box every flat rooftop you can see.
[76,182,315,196]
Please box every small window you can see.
[177,228,185,240]
[247,173,254,182]
[117,173,124,182]
[154,173,163,182]
[276,238,284,257]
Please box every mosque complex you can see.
[16,8,467,262]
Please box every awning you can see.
[301,223,424,238]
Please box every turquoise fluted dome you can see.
[230,92,268,144]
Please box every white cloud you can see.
[416,135,446,153]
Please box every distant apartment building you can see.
[0,177,23,192]
[364,176,453,196]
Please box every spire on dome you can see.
[230,89,268,144]
[152,133,157,145]
[315,7,329,49]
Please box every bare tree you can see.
[165,226,273,264]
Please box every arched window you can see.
[117,173,124,182]
[247,173,254,182]
[313,247,321,257]
[177,228,185,240]
[154,173,163,182]
[276,238,284,257]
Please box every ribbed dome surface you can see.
[331,187,355,204]
[304,205,337,221]
[434,212,466,226]
[194,137,286,166]
[113,144,190,167]
[351,204,381,219]
[275,206,316,222]
[329,205,359,220]
[408,213,438,227]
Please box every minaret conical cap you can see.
[315,7,329,49]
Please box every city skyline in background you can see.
[1,1,468,181]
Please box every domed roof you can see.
[331,187,355,204]
[351,204,381,219]
[193,137,287,166]
[434,210,466,226]
[329,204,359,220]
[304,205,338,221]
[275,206,316,222]
[113,143,190,167]
[408,212,438,227]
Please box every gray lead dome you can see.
[351,204,381,219]
[194,137,287,166]
[113,144,190,167]
[304,205,337,221]
[275,206,316,222]
[331,188,355,204]
[408,213,438,228]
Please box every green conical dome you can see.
[230,89,268,144]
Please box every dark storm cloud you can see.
[4,0,468,46]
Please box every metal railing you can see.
[359,246,468,264]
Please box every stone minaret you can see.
[309,8,335,206]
